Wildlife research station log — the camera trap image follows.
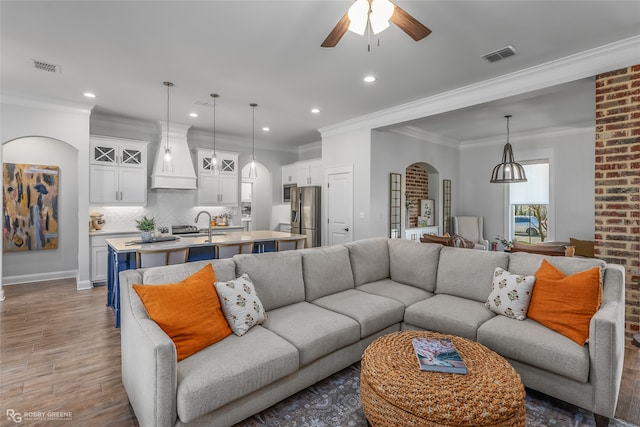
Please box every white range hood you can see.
[150,121,197,190]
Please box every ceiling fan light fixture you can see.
[490,115,527,184]
[347,0,369,35]
[370,0,394,34]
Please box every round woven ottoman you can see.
[360,331,526,427]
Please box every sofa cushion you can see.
[214,273,267,336]
[312,289,405,338]
[507,251,605,276]
[435,247,509,302]
[527,259,602,345]
[357,278,433,307]
[262,301,360,366]
[133,264,232,361]
[176,325,299,423]
[142,258,236,284]
[233,251,305,311]
[388,239,441,292]
[477,315,590,383]
[485,267,536,321]
[344,238,390,286]
[404,294,495,341]
[302,245,354,301]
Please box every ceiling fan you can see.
[321,0,431,48]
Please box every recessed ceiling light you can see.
[311,108,320,114]
[262,127,270,132]
[189,112,198,118]
[83,92,96,98]
[363,75,376,83]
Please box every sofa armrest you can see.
[120,270,178,427]
[589,264,625,418]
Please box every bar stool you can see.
[275,236,306,251]
[214,241,254,259]
[136,247,190,268]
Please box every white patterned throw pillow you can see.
[485,267,536,321]
[214,273,266,336]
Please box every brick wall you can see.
[405,164,429,228]
[595,65,640,348]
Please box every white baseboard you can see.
[2,270,80,286]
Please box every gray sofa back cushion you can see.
[436,247,509,302]
[343,238,390,286]
[302,245,355,301]
[141,259,236,284]
[388,239,441,292]
[507,252,605,276]
[234,251,305,311]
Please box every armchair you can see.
[452,216,489,250]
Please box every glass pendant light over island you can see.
[248,102,258,179]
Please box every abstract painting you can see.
[3,163,59,252]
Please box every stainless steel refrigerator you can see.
[291,186,321,248]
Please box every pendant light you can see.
[490,115,527,183]
[248,103,258,179]
[162,81,174,172]
[210,93,220,175]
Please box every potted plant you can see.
[135,216,156,241]
[495,235,515,251]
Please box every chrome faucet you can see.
[195,210,212,242]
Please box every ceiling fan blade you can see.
[321,12,350,47]
[390,3,432,41]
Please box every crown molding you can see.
[1,91,92,116]
[459,121,595,149]
[319,35,640,138]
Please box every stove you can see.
[171,225,200,235]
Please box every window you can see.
[509,162,549,243]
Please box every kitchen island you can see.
[106,230,306,327]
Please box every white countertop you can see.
[106,230,306,253]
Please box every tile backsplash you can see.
[90,189,238,231]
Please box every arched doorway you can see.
[404,162,440,238]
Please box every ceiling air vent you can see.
[193,99,215,108]
[482,45,517,63]
[32,59,60,73]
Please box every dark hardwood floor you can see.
[0,279,639,426]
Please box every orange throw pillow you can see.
[133,264,232,361]
[527,259,602,345]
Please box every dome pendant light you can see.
[490,115,527,184]
[162,81,174,172]
[248,103,258,179]
[210,93,220,176]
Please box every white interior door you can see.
[327,169,353,246]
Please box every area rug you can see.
[234,363,637,427]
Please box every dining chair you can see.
[214,241,255,259]
[275,236,307,252]
[135,246,190,268]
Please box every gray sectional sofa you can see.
[119,237,625,427]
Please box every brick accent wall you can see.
[405,164,429,228]
[595,65,640,348]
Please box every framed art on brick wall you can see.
[420,199,434,226]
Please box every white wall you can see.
[459,125,595,243]
[1,96,91,290]
[371,130,460,237]
[321,127,371,241]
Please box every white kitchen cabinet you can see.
[281,163,297,185]
[296,159,322,187]
[90,136,148,205]
[90,231,137,284]
[197,149,239,205]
